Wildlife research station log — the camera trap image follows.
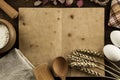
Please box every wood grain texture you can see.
[34,63,54,80]
[0,0,117,79]
[0,0,18,19]
[0,19,16,54]
[19,8,104,77]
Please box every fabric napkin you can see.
[108,0,120,28]
[0,48,36,80]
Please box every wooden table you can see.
[0,0,119,80]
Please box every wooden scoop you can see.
[52,56,68,80]
[34,63,54,80]
[0,0,18,19]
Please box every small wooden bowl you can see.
[0,19,16,54]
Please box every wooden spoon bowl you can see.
[52,56,68,80]
[0,19,16,54]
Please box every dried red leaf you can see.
[58,0,65,4]
[42,0,49,5]
[52,0,57,5]
[77,0,83,7]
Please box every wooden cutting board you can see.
[19,8,104,76]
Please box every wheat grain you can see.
[72,51,97,62]
[70,61,97,68]
[79,68,102,76]
[67,55,97,67]
[67,55,120,75]
[70,64,102,77]
[75,49,104,58]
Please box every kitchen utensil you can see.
[52,56,68,80]
[19,8,104,76]
[103,44,120,62]
[34,63,54,80]
[0,19,16,54]
[110,30,120,47]
[0,0,18,19]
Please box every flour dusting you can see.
[0,24,9,49]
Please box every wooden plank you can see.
[19,8,104,77]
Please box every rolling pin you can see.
[34,63,54,80]
[0,0,18,19]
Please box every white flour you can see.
[0,24,9,49]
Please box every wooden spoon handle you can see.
[61,77,66,80]
[0,0,18,19]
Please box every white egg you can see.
[103,44,120,62]
[110,30,120,47]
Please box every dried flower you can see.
[77,0,83,7]
[34,0,42,6]
[42,0,49,5]
[33,0,84,7]
[51,0,58,5]
[66,0,74,6]
[58,0,65,4]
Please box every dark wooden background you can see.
[0,0,120,80]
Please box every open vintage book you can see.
[19,8,104,76]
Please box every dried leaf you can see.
[34,0,42,6]
[77,0,83,7]
[52,0,57,5]
[66,0,74,6]
[58,0,65,4]
[42,0,49,5]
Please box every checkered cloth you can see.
[108,0,120,28]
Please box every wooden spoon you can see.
[52,56,68,80]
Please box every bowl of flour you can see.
[0,19,16,54]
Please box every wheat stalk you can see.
[68,49,120,80]
[69,63,118,80]
[72,51,97,62]
[75,49,104,58]
[69,61,120,78]
[70,61,97,68]
[79,68,102,76]
[69,63,102,77]
[105,57,120,71]
[68,54,120,75]
[67,55,97,67]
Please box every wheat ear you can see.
[75,49,104,58]
[70,65,102,77]
[72,51,97,62]
[69,61,120,78]
[67,55,120,75]
[67,55,97,67]
[70,61,97,68]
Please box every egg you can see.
[103,44,120,62]
[110,30,120,47]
